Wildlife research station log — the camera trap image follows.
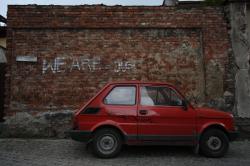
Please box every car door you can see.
[137,84,196,144]
[101,84,138,142]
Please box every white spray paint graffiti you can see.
[42,57,66,74]
[114,61,136,73]
[42,56,136,74]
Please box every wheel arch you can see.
[199,124,229,140]
[91,124,126,142]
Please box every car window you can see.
[140,86,183,106]
[161,87,183,106]
[140,86,157,106]
[104,86,136,105]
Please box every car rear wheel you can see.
[200,129,229,158]
[92,128,122,158]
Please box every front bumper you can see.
[65,130,92,142]
[228,131,239,141]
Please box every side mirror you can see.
[181,100,188,111]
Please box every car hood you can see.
[196,107,232,119]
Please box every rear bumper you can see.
[65,130,92,142]
[228,131,239,141]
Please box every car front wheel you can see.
[92,128,122,158]
[200,129,229,158]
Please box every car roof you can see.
[107,80,176,88]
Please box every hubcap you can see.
[97,135,117,154]
[207,136,222,151]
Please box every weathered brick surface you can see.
[3,5,232,137]
[8,28,205,111]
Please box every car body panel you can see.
[137,105,196,137]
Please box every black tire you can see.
[200,129,229,158]
[92,128,122,158]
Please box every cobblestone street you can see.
[0,139,249,166]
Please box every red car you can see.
[68,81,238,158]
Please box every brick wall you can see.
[2,5,232,137]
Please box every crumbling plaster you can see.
[230,3,250,117]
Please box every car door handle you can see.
[139,110,148,115]
[117,114,128,119]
